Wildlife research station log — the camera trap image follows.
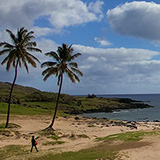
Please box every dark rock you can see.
[77,100,82,106]
[87,94,96,98]
[75,117,80,120]
[153,120,160,122]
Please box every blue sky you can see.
[1,0,160,95]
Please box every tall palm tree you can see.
[0,27,42,128]
[41,43,83,129]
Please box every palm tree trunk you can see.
[5,61,18,128]
[48,74,63,129]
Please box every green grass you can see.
[39,129,61,141]
[31,149,119,160]
[0,123,21,129]
[0,128,11,136]
[77,134,90,139]
[0,145,29,159]
[43,140,65,146]
[0,123,21,138]
[96,130,160,142]
[0,102,69,117]
[39,129,57,136]
[0,103,52,115]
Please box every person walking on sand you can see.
[31,136,39,152]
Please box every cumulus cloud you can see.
[0,0,104,35]
[1,38,160,94]
[107,1,160,40]
[94,37,112,46]
[88,0,104,20]
[32,27,54,37]
[72,44,160,93]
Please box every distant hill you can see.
[0,82,58,102]
[0,82,40,93]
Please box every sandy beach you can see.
[1,115,160,159]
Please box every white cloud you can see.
[0,0,104,35]
[107,1,160,40]
[94,37,112,46]
[88,0,104,20]
[32,27,54,37]
[48,0,104,29]
[72,44,160,93]
[1,39,160,94]
[87,56,98,62]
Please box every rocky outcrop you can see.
[64,98,153,115]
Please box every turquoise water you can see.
[81,94,160,122]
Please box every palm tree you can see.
[0,27,42,128]
[41,43,83,129]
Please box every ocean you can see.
[81,94,160,122]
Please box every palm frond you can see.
[18,27,27,40]
[6,54,16,71]
[25,54,37,68]
[25,31,34,39]
[69,62,78,68]
[0,49,11,56]
[22,58,29,72]
[0,42,14,49]
[43,73,51,81]
[68,44,73,50]
[71,67,83,76]
[42,68,58,81]
[65,68,76,83]
[26,47,42,53]
[22,32,35,45]
[42,67,58,76]
[68,44,74,53]
[1,56,9,65]
[4,43,14,49]
[45,51,60,62]
[42,68,52,76]
[1,49,16,65]
[19,27,26,34]
[0,42,6,47]
[6,29,17,45]
[57,43,73,60]
[25,52,41,63]
[25,41,36,47]
[69,53,81,61]
[66,67,82,83]
[41,61,57,68]
[73,72,80,82]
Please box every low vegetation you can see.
[96,130,160,142]
[0,145,29,160]
[43,140,65,146]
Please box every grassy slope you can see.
[0,82,138,116]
